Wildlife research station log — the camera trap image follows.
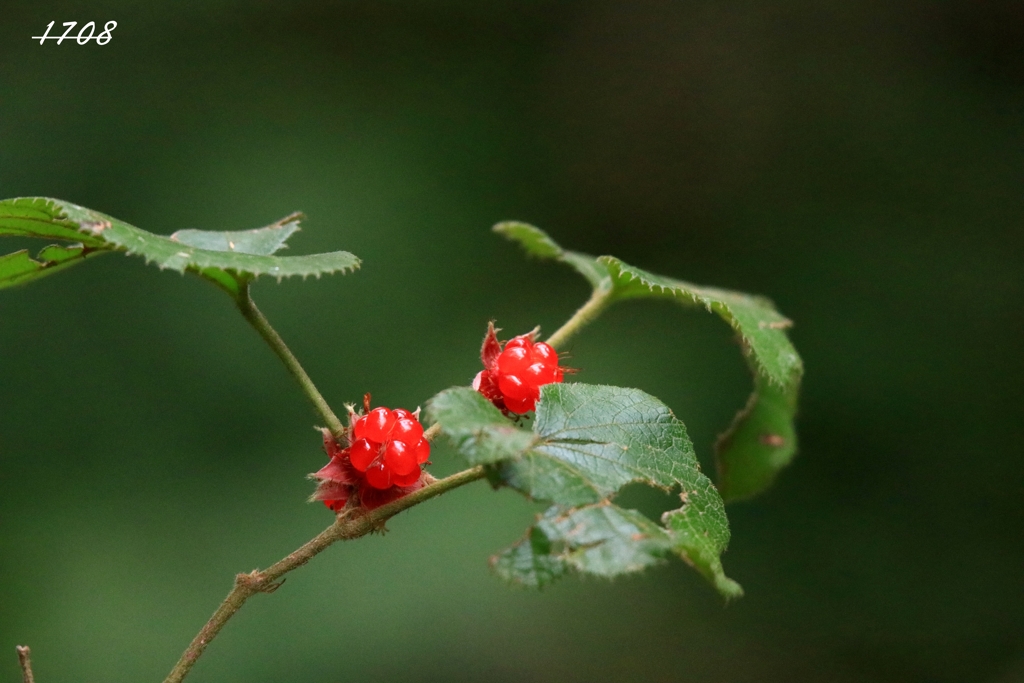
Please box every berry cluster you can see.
[473,323,565,414]
[350,407,430,488]
[311,397,430,512]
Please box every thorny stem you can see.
[235,282,346,439]
[16,646,35,683]
[162,465,487,683]
[545,284,615,350]
[164,269,609,683]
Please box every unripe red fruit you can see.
[392,417,424,444]
[385,440,418,475]
[364,459,392,489]
[504,337,530,351]
[497,346,531,375]
[532,342,557,365]
[355,407,428,489]
[498,372,533,401]
[413,437,430,464]
[310,398,431,512]
[392,469,422,487]
[348,438,377,472]
[364,407,396,443]
[474,323,568,415]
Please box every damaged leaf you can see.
[428,384,741,598]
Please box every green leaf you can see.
[494,221,803,502]
[490,524,568,589]
[0,244,104,290]
[713,374,798,501]
[428,384,741,597]
[492,505,669,588]
[493,221,610,289]
[0,197,360,296]
[598,256,803,501]
[425,386,538,464]
[169,212,301,255]
[0,198,108,247]
[599,257,800,388]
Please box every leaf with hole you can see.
[493,504,680,588]
[428,384,741,597]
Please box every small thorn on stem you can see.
[16,645,36,683]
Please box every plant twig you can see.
[545,284,615,350]
[235,282,346,438]
[16,646,35,683]
[162,465,487,683]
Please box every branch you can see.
[545,284,615,350]
[235,283,346,438]
[162,464,487,683]
[16,646,35,683]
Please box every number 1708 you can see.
[32,21,118,45]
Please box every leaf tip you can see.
[492,221,564,259]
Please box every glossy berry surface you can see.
[351,406,429,489]
[474,324,566,415]
[310,398,430,512]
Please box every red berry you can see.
[348,438,377,471]
[312,426,428,514]
[364,407,395,442]
[392,417,424,445]
[353,414,369,441]
[392,467,422,487]
[505,336,531,350]
[504,395,535,414]
[384,440,418,476]
[498,372,534,401]
[498,346,531,375]
[525,361,557,386]
[473,325,569,415]
[413,437,430,464]
[532,341,557,365]
[364,460,392,489]
[392,408,412,420]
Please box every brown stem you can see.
[16,646,35,683]
[162,465,487,683]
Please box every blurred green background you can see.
[2,1,1022,681]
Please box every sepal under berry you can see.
[480,320,503,371]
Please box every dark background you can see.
[2,2,1022,681]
